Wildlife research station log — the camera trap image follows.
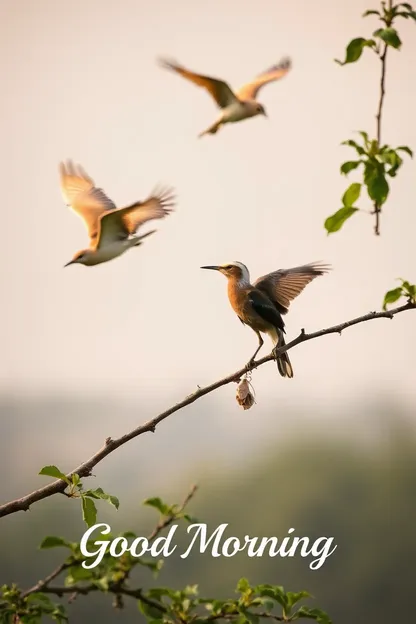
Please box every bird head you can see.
[201,262,250,284]
[64,249,94,267]
[255,103,267,118]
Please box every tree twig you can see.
[374,0,392,235]
[0,301,414,519]
[21,563,71,599]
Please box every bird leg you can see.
[246,331,264,368]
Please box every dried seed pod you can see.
[236,377,256,410]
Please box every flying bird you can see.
[60,160,175,267]
[159,56,292,137]
[201,261,330,377]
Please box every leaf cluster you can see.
[325,133,412,233]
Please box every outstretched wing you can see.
[159,58,238,109]
[254,262,330,315]
[59,160,116,241]
[236,57,292,101]
[96,186,175,249]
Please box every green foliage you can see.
[335,37,376,65]
[383,279,416,309]
[329,1,415,235]
[39,466,119,527]
[38,466,70,486]
[325,132,413,233]
[0,494,332,623]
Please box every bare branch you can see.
[0,301,414,519]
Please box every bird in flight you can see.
[60,160,175,267]
[159,56,292,137]
[201,261,330,377]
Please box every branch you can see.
[21,563,71,599]
[374,0,392,235]
[1,301,414,518]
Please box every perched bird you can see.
[60,160,175,267]
[201,261,330,377]
[159,56,291,137]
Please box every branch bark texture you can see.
[0,301,414,519]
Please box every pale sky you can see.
[1,0,415,416]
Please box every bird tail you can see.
[198,121,222,138]
[133,230,156,246]
[271,328,294,378]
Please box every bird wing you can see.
[236,57,292,101]
[254,262,330,315]
[96,186,175,249]
[159,58,239,108]
[59,160,116,242]
[248,288,285,331]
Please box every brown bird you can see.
[60,160,175,267]
[201,261,330,377]
[159,57,291,137]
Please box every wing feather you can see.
[96,186,175,249]
[236,57,292,101]
[59,160,116,241]
[254,262,330,314]
[159,58,238,108]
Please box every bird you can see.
[60,160,175,267]
[159,56,291,137]
[201,261,330,377]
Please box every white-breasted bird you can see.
[201,261,330,377]
[159,57,292,137]
[60,160,175,267]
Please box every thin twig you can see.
[21,562,71,598]
[0,301,414,519]
[148,484,198,541]
[374,0,393,235]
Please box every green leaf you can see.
[72,473,80,487]
[183,513,200,523]
[294,606,332,623]
[357,130,369,145]
[237,578,251,593]
[287,591,312,609]
[138,599,165,619]
[84,487,120,510]
[81,495,97,527]
[341,139,366,155]
[363,9,380,17]
[239,609,259,624]
[39,536,71,550]
[137,557,164,578]
[373,27,402,49]
[39,466,70,486]
[340,160,361,175]
[325,207,359,234]
[364,162,389,204]
[396,145,413,157]
[143,497,171,515]
[342,182,361,206]
[65,566,91,585]
[383,287,403,310]
[335,38,376,65]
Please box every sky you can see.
[1,0,415,417]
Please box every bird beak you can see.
[63,260,75,268]
[200,265,221,272]
[263,110,268,118]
